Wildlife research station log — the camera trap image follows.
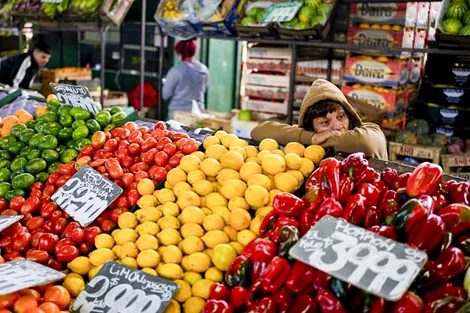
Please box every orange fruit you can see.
[17,113,33,124]
[46,94,57,102]
[1,125,13,136]
[36,107,49,116]
[2,116,17,126]
[15,109,28,117]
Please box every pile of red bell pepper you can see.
[203,153,470,313]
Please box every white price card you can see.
[50,83,99,116]
[289,216,427,301]
[0,215,23,232]
[52,166,122,227]
[0,260,66,295]
[261,2,303,23]
[71,262,179,313]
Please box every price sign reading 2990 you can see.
[289,217,427,301]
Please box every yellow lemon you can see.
[286,170,304,184]
[89,248,116,267]
[180,206,206,224]
[217,168,240,185]
[230,146,247,159]
[88,265,103,280]
[120,242,139,259]
[182,236,205,254]
[256,206,273,219]
[203,136,220,150]
[173,182,192,197]
[284,153,302,170]
[192,151,205,161]
[193,180,214,196]
[112,245,121,259]
[230,208,252,231]
[250,215,263,235]
[63,277,85,297]
[137,195,158,209]
[206,192,228,209]
[192,279,214,299]
[203,214,225,231]
[223,226,238,241]
[237,229,257,246]
[271,149,285,158]
[229,139,248,149]
[94,234,114,249]
[114,229,138,245]
[157,263,184,280]
[174,280,192,303]
[247,174,272,191]
[259,138,279,151]
[200,158,222,177]
[205,267,223,282]
[136,234,159,251]
[67,256,92,275]
[177,191,201,209]
[118,212,138,229]
[246,157,258,164]
[137,178,155,196]
[269,189,282,205]
[180,223,205,238]
[221,133,238,148]
[257,150,272,163]
[262,154,286,175]
[211,206,231,225]
[136,206,162,223]
[180,155,201,173]
[138,222,160,236]
[205,145,228,161]
[201,230,230,248]
[162,202,180,217]
[304,145,325,163]
[155,188,176,204]
[159,215,181,229]
[220,179,247,199]
[245,185,269,208]
[183,297,206,313]
[211,244,237,271]
[274,172,298,193]
[244,145,258,158]
[164,300,180,313]
[228,197,249,211]
[137,250,160,268]
[214,130,227,140]
[239,162,262,182]
[184,271,203,286]
[187,252,212,272]
[284,142,305,156]
[187,170,206,185]
[299,158,315,177]
[167,168,187,187]
[142,268,158,276]
[220,151,244,171]
[229,241,244,255]
[157,228,182,246]
[162,245,183,263]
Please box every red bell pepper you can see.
[267,216,300,244]
[208,283,230,301]
[368,225,397,240]
[203,300,233,313]
[259,211,278,238]
[372,179,388,194]
[423,282,467,309]
[260,256,291,293]
[393,172,411,191]
[318,158,341,200]
[379,190,399,217]
[391,292,423,313]
[357,183,381,208]
[342,194,368,226]
[448,181,470,205]
[363,296,386,313]
[355,167,380,186]
[273,192,306,218]
[341,152,368,179]
[426,297,466,313]
[434,247,466,281]
[300,210,315,235]
[406,162,444,197]
[436,203,470,235]
[229,286,248,311]
[418,195,435,215]
[247,279,266,308]
[314,290,346,313]
[250,238,277,281]
[364,206,381,229]
[338,175,355,206]
[278,226,300,260]
[408,214,445,254]
[312,269,331,292]
[288,294,318,313]
[381,167,398,188]
[225,255,252,288]
[457,234,470,256]
[313,198,343,223]
[305,168,321,194]
[438,231,454,256]
[272,287,293,313]
[285,260,316,293]
[442,180,457,194]
[432,191,448,211]
[386,199,428,233]
[303,185,323,214]
[255,297,276,313]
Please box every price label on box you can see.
[0,215,23,232]
[290,216,427,301]
[0,260,65,296]
[52,166,122,227]
[71,262,179,313]
[50,83,99,116]
[261,2,303,23]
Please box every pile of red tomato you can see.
[0,285,71,313]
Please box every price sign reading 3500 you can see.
[289,217,427,301]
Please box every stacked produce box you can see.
[41,68,92,97]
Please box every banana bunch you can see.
[71,0,102,17]
[162,0,184,19]
[42,0,70,19]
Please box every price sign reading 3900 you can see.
[289,216,427,301]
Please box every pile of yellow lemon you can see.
[64,131,325,313]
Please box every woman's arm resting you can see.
[250,121,315,146]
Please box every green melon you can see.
[298,6,316,23]
[442,18,464,34]
[463,11,470,25]
[295,21,311,30]
[310,15,325,26]
[459,24,470,35]
[283,17,299,28]
[240,16,256,26]
[453,0,469,9]
[247,7,264,17]
[256,10,266,22]
[305,0,323,9]
[446,3,467,19]
[316,3,332,17]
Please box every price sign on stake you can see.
[50,83,99,116]
[261,2,303,23]
[0,260,65,296]
[0,215,23,232]
[289,216,427,301]
[52,166,122,227]
[71,262,179,313]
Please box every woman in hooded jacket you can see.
[162,39,209,120]
[251,79,388,160]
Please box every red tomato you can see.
[57,164,76,176]
[128,130,142,142]
[128,143,140,155]
[31,231,44,248]
[105,159,124,179]
[110,127,124,138]
[55,175,71,188]
[24,307,44,313]
[163,143,177,157]
[23,290,40,300]
[141,138,157,153]
[3,251,21,261]
[42,185,56,197]
[110,208,124,223]
[26,217,44,232]
[10,196,25,212]
[0,198,7,212]
[134,171,149,183]
[47,259,63,271]
[123,122,138,132]
[26,249,49,265]
[0,293,19,310]
[75,156,92,170]
[70,227,84,243]
[39,302,60,313]
[20,213,33,225]
[115,149,129,159]
[173,132,190,141]
[169,154,184,167]
[47,173,60,185]
[131,136,144,145]
[13,295,38,313]
[97,166,107,174]
[0,236,12,252]
[153,167,168,182]
[12,226,27,237]
[50,210,63,222]
[80,145,95,157]
[127,190,140,206]
[30,182,44,191]
[103,139,118,153]
[128,182,138,191]
[12,232,32,252]
[130,162,149,174]
[93,149,105,160]
[91,131,107,149]
[20,197,41,215]
[44,286,71,310]
[154,121,167,130]
[100,219,116,233]
[54,238,75,254]
[119,129,131,140]
[55,245,78,262]
[85,226,102,244]
[40,202,57,219]
[181,139,199,155]
[154,151,169,167]
[62,222,80,239]
[175,138,188,151]
[115,197,129,208]
[37,233,59,253]
[53,218,68,235]
[43,220,54,233]
[104,131,112,140]
[138,126,151,134]
[79,241,93,255]
[0,222,20,236]
[118,140,130,150]
[142,148,157,165]
[157,136,172,148]
[151,129,163,140]
[1,209,18,216]
[121,173,135,188]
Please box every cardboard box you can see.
[247,73,290,88]
[231,119,259,138]
[350,3,407,25]
[389,141,441,164]
[347,26,415,52]
[246,98,288,114]
[248,47,292,60]
[247,59,291,72]
[441,154,470,180]
[193,0,245,36]
[245,85,289,101]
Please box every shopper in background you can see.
[0,41,52,89]
[163,38,209,120]
[251,79,388,160]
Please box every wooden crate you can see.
[441,154,470,180]
[389,142,441,165]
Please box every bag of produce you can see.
[155,0,199,39]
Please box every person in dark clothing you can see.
[0,42,52,89]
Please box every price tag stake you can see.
[50,83,99,116]
[289,216,427,301]
[52,166,123,227]
[0,215,24,232]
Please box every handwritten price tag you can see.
[0,215,23,232]
[50,83,99,116]
[289,217,427,301]
[0,260,65,295]
[52,166,122,227]
[261,2,303,23]
[71,262,179,313]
